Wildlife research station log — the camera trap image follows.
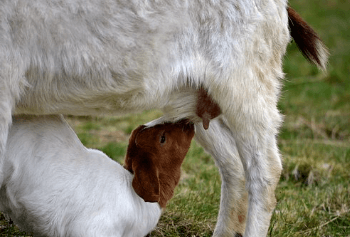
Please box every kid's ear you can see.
[132,158,160,203]
[124,125,147,172]
[129,125,146,145]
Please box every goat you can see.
[0,1,327,235]
[0,115,194,237]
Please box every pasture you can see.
[1,0,349,236]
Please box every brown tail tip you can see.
[287,7,329,71]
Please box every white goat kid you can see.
[0,1,327,236]
[0,115,194,237]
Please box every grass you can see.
[1,0,349,236]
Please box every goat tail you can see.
[287,7,329,71]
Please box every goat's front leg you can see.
[194,117,248,236]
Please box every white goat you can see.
[0,1,327,236]
[0,115,194,237]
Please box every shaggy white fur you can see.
[0,1,327,236]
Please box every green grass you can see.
[1,0,349,236]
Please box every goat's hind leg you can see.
[210,88,283,237]
[237,132,281,237]
[194,117,248,237]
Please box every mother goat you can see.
[0,1,327,236]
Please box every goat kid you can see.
[0,115,194,237]
[0,1,327,236]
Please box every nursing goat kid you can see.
[0,1,327,236]
[0,115,195,237]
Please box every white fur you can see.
[0,1,328,236]
[0,115,161,237]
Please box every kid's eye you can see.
[160,134,166,144]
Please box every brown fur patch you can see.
[230,190,249,234]
[124,120,195,208]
